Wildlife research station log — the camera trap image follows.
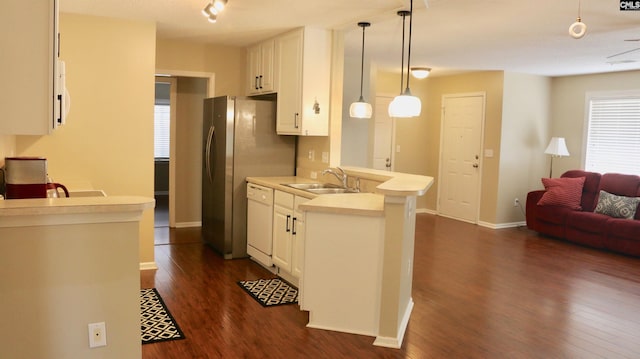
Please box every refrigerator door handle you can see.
[206,124,215,184]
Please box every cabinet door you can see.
[276,30,302,135]
[291,196,310,279]
[246,45,261,95]
[1,0,58,135]
[272,204,292,272]
[260,39,275,93]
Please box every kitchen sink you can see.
[282,183,341,190]
[305,188,358,194]
[282,182,357,194]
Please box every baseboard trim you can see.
[416,208,436,215]
[306,322,376,338]
[478,221,526,229]
[373,298,414,349]
[139,262,158,271]
[174,221,202,228]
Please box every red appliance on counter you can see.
[3,157,69,199]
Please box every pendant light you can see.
[349,22,373,119]
[569,0,587,39]
[388,0,421,118]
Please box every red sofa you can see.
[526,170,640,257]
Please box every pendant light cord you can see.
[406,0,413,92]
[359,24,366,100]
[399,12,407,94]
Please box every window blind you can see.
[154,104,170,159]
[586,96,640,175]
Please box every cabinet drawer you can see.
[274,190,294,208]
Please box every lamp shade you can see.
[411,67,431,79]
[349,98,373,119]
[388,90,421,118]
[544,137,570,156]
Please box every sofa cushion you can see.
[561,170,602,211]
[537,176,586,210]
[605,218,640,256]
[599,173,640,197]
[594,190,640,219]
[565,211,610,248]
[566,211,610,234]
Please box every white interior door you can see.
[372,96,395,171]
[438,94,485,223]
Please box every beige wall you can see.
[15,14,157,264]
[155,38,245,97]
[550,70,640,176]
[497,72,551,225]
[0,220,142,358]
[175,77,208,225]
[0,136,16,165]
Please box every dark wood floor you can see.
[141,214,640,358]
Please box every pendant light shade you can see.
[350,22,372,119]
[389,89,421,117]
[388,0,421,118]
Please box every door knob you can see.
[473,164,479,168]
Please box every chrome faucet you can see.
[321,167,348,188]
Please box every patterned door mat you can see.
[141,288,185,344]
[237,278,298,307]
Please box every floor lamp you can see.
[544,137,570,177]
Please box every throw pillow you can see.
[537,176,586,210]
[594,190,640,219]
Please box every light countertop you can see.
[0,196,155,227]
[247,167,433,216]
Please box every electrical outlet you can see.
[88,322,107,348]
[321,152,329,163]
[308,150,315,161]
[513,198,519,207]
[310,171,317,179]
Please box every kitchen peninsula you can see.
[0,196,154,359]
[247,167,433,348]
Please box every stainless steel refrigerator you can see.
[202,96,295,259]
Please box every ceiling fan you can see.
[607,39,640,61]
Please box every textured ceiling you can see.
[61,0,640,77]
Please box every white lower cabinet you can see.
[291,196,309,278]
[272,190,309,281]
[272,191,294,272]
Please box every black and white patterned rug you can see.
[141,288,185,344]
[237,278,298,307]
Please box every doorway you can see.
[154,77,177,228]
[437,93,485,223]
[372,95,396,171]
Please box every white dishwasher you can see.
[246,183,275,268]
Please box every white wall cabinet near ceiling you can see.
[275,27,331,136]
[246,39,276,95]
[0,0,62,135]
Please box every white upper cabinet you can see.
[1,0,61,135]
[246,38,275,95]
[275,27,331,136]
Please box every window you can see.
[154,82,171,159]
[154,104,170,158]
[585,91,640,175]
